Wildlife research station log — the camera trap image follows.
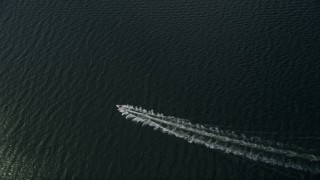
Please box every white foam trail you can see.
[116,105,320,173]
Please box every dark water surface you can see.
[0,0,320,179]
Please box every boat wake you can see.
[116,105,320,173]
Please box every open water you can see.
[0,0,320,179]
